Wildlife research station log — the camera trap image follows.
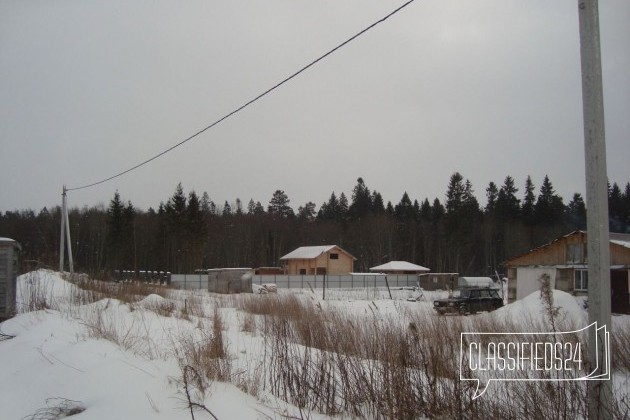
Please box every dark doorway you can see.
[611,269,629,314]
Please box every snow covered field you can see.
[1,270,628,419]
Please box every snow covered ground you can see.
[0,270,628,419]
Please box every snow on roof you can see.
[369,261,430,272]
[610,232,630,249]
[280,245,338,260]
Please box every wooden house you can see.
[280,245,355,275]
[503,230,630,314]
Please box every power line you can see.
[67,0,416,192]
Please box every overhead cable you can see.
[67,0,416,192]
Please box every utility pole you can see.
[59,186,74,274]
[59,186,66,272]
[578,1,612,418]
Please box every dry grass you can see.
[231,292,630,419]
[69,276,169,306]
[18,271,56,313]
[20,271,630,419]
[177,294,206,320]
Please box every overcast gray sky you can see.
[1,0,628,213]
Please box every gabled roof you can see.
[369,261,430,272]
[610,232,630,249]
[503,230,630,266]
[280,245,356,260]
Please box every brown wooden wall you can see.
[283,247,354,275]
[505,232,630,267]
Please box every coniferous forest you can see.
[2,173,629,278]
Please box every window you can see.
[566,244,581,263]
[299,269,306,275]
[330,253,339,260]
[574,269,588,291]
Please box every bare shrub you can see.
[237,293,305,318]
[22,397,85,419]
[240,311,256,334]
[180,365,219,420]
[141,297,175,318]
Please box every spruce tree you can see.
[566,193,587,230]
[485,182,498,214]
[534,175,564,224]
[349,177,373,219]
[522,176,536,225]
[496,176,520,220]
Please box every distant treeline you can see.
[2,173,629,277]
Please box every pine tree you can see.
[247,199,257,215]
[297,202,317,221]
[267,190,294,218]
[254,201,265,215]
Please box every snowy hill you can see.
[0,270,628,419]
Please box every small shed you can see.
[280,245,355,275]
[207,268,253,294]
[418,273,459,291]
[0,237,21,320]
[369,261,430,275]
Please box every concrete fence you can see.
[252,274,419,289]
[171,274,208,290]
[170,273,420,291]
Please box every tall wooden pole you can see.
[578,0,612,418]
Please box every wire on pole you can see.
[66,0,416,192]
